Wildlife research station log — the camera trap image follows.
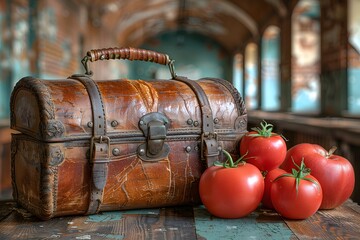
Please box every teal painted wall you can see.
[0,9,6,118]
[244,44,258,110]
[128,30,231,81]
[232,54,243,96]
[348,68,360,114]
[0,2,32,120]
[292,0,320,113]
[0,4,12,119]
[261,33,280,111]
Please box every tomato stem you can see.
[248,120,287,141]
[274,158,320,195]
[213,149,246,168]
[249,120,274,138]
[327,146,337,157]
[222,149,235,167]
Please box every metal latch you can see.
[138,112,170,161]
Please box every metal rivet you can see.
[138,148,145,156]
[139,120,145,125]
[193,121,199,127]
[194,145,199,151]
[214,118,219,124]
[112,148,120,156]
[187,119,193,125]
[185,146,192,153]
[111,120,118,127]
[87,121,93,128]
[238,119,246,129]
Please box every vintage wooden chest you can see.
[10,47,247,220]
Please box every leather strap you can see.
[69,74,109,215]
[174,76,219,167]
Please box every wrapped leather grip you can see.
[87,47,171,65]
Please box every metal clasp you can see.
[138,112,170,162]
[147,121,167,155]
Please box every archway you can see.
[261,25,280,111]
[244,43,258,109]
[291,0,320,112]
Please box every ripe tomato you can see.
[281,143,355,209]
[199,150,264,218]
[271,161,323,219]
[262,168,287,209]
[240,120,287,171]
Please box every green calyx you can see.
[248,120,275,138]
[213,149,247,168]
[275,158,320,194]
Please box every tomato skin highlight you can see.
[281,143,355,209]
[240,131,287,171]
[271,175,323,220]
[199,163,264,219]
[262,168,287,209]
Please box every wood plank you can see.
[344,199,360,214]
[284,201,360,239]
[193,205,297,239]
[0,204,197,240]
[1,200,359,239]
[0,201,16,221]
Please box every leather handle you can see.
[81,47,176,78]
[87,47,171,64]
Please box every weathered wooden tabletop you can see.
[0,200,359,240]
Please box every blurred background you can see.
[1,0,360,202]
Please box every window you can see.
[233,53,243,96]
[291,0,320,113]
[244,43,258,110]
[0,2,30,119]
[348,0,360,114]
[132,31,227,81]
[261,26,280,111]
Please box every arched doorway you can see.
[261,26,280,111]
[291,0,320,113]
[233,53,243,96]
[244,42,258,110]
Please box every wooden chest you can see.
[10,47,247,219]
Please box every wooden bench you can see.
[0,200,359,239]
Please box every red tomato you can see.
[271,173,322,220]
[262,168,287,209]
[199,152,264,218]
[281,143,355,209]
[240,121,287,171]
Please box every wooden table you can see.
[0,200,359,239]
